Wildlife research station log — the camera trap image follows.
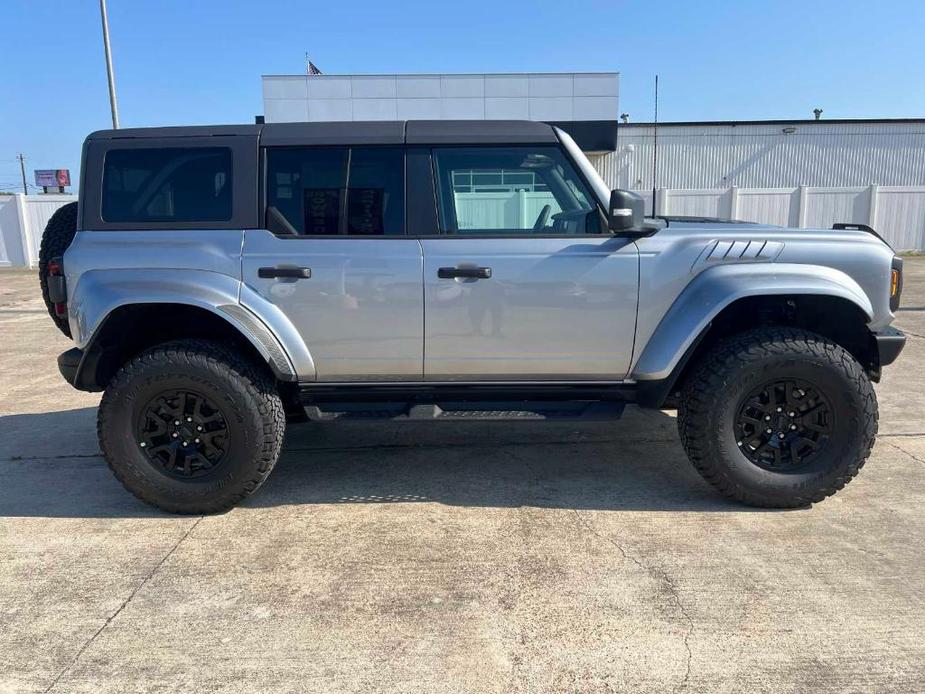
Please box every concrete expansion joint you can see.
[41,516,204,693]
[571,509,694,692]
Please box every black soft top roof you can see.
[86,120,559,146]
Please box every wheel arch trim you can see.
[69,270,314,386]
[631,263,874,383]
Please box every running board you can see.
[302,400,625,422]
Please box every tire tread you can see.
[38,202,79,338]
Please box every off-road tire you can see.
[98,339,286,514]
[677,327,878,508]
[38,201,79,337]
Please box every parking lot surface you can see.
[1,260,924,693]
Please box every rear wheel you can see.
[38,201,79,337]
[677,327,878,508]
[98,340,286,514]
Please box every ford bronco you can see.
[39,120,906,513]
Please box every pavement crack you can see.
[882,439,925,466]
[571,509,693,692]
[42,516,203,693]
[6,453,101,462]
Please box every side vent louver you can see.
[700,239,784,268]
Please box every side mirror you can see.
[608,189,645,232]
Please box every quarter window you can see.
[265,147,405,235]
[102,147,232,223]
[433,146,602,235]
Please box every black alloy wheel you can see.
[137,389,229,479]
[735,378,833,471]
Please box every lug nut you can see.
[778,433,786,439]
[776,407,783,413]
[764,415,771,421]
[197,426,203,431]
[139,442,146,448]
[766,428,773,434]
[172,433,178,438]
[194,438,200,444]
[788,411,796,417]
[187,417,193,422]
[183,441,189,446]
[174,420,181,425]
[790,424,797,430]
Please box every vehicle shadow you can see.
[0,406,779,518]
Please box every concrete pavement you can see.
[1,261,923,693]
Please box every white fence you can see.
[0,194,75,267]
[454,191,554,230]
[629,185,925,251]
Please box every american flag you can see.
[306,56,322,76]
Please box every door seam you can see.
[418,238,426,379]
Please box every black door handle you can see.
[258,266,311,279]
[438,266,492,279]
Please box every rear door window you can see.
[102,147,232,223]
[265,146,405,235]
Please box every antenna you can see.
[652,74,659,216]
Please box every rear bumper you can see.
[57,347,82,385]
[874,327,906,367]
[57,347,105,392]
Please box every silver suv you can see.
[39,120,906,513]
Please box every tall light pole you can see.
[99,0,120,128]
[17,154,27,195]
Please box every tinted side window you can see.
[433,146,602,235]
[265,147,405,236]
[102,148,232,223]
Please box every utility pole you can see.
[651,74,659,216]
[17,154,27,195]
[99,0,120,128]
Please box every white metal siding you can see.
[590,122,925,190]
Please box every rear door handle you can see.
[258,266,311,279]
[438,266,492,279]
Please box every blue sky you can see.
[2,0,923,192]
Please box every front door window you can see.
[433,146,603,235]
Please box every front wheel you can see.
[98,340,286,514]
[677,327,878,508]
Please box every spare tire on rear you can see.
[38,201,79,337]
